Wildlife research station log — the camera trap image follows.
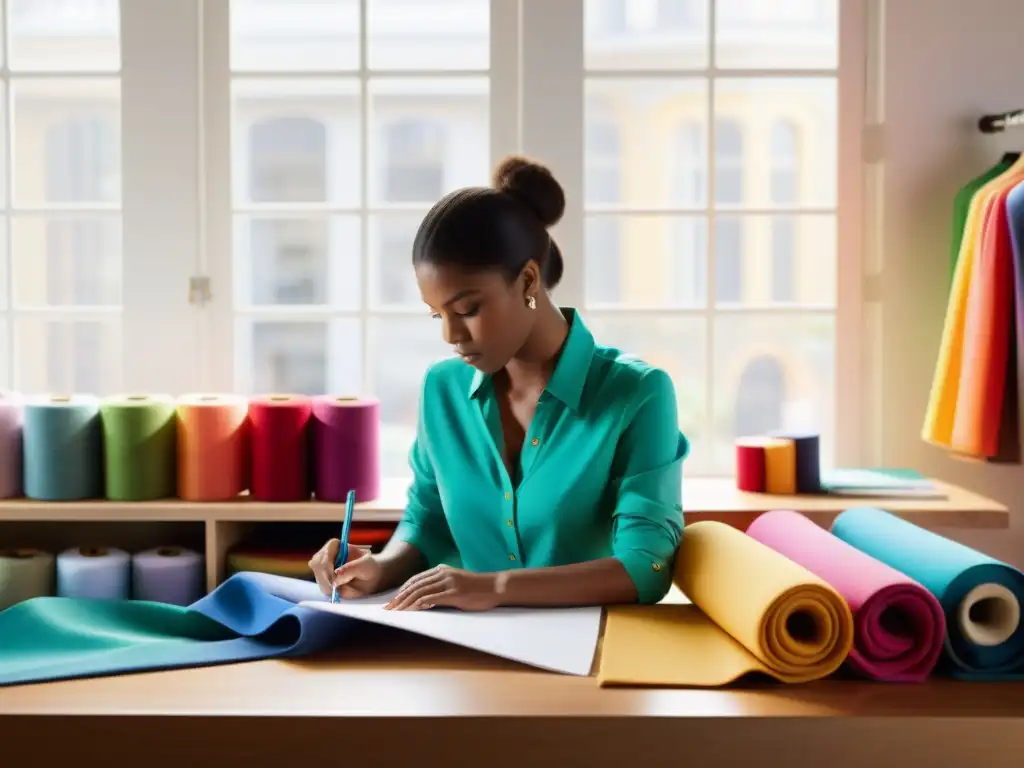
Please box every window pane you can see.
[369,317,454,476]
[369,212,425,308]
[712,78,836,209]
[8,0,120,72]
[715,0,837,70]
[712,313,835,472]
[230,0,359,72]
[12,78,121,206]
[232,79,361,207]
[585,214,707,309]
[11,215,121,307]
[585,313,710,473]
[16,317,121,395]
[584,0,709,70]
[235,319,361,395]
[233,215,360,309]
[711,213,834,307]
[585,78,707,209]
[367,0,489,71]
[368,78,489,206]
[0,219,7,311]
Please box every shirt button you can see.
[509,554,516,561]
[506,519,514,526]
[504,492,512,500]
[530,437,540,446]
[652,563,662,572]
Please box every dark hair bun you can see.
[492,155,565,229]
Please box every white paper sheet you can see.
[300,591,602,676]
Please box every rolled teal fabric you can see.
[23,394,103,501]
[832,506,1024,679]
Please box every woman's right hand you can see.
[308,538,385,599]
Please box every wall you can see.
[880,0,1024,564]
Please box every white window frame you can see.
[109,0,867,475]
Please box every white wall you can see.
[880,0,1024,564]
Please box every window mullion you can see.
[120,0,203,394]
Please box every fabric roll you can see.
[56,546,131,601]
[100,394,178,501]
[132,547,205,606]
[598,520,854,687]
[312,396,381,502]
[0,393,24,499]
[747,510,945,682]
[0,548,55,611]
[248,394,313,502]
[176,394,249,501]
[832,507,1024,680]
[23,394,103,501]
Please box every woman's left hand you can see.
[384,564,499,611]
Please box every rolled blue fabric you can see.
[23,394,103,501]
[832,506,1024,679]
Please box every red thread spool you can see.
[248,394,313,502]
[735,437,767,492]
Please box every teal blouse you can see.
[393,308,689,604]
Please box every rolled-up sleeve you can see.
[611,367,688,604]
[393,373,457,567]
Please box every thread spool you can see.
[132,546,205,606]
[311,395,381,502]
[176,393,249,501]
[0,392,24,499]
[100,393,177,501]
[0,547,55,610]
[958,583,1021,647]
[23,394,103,501]
[248,394,313,502]
[56,546,131,600]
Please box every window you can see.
[668,121,706,307]
[769,119,798,303]
[583,0,841,474]
[3,0,122,395]
[584,117,623,305]
[713,119,743,304]
[226,0,489,476]
[0,0,856,483]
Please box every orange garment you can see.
[923,157,1024,451]
[951,187,1016,457]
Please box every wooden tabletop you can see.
[3,628,1024,767]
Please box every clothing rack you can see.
[979,109,1024,133]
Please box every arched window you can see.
[733,354,786,437]
[714,119,743,303]
[770,120,798,302]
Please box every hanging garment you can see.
[950,185,1016,457]
[950,155,1017,281]
[922,155,1024,454]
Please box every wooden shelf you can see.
[0,476,1008,595]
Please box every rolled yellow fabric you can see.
[598,520,854,687]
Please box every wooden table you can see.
[3,627,1024,767]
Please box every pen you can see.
[331,489,357,604]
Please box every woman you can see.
[309,156,689,611]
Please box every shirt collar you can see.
[468,308,595,412]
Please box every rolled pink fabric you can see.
[746,509,946,682]
[311,396,380,503]
[0,393,24,498]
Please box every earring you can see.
[527,295,537,310]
